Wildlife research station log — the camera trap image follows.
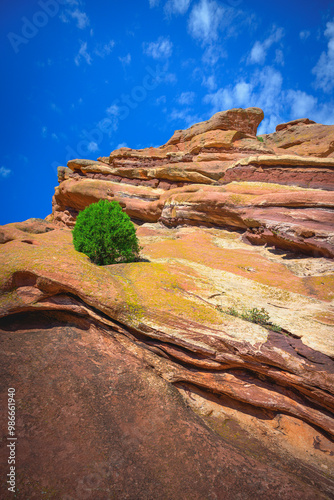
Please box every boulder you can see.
[166,107,264,144]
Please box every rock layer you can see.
[52,108,334,258]
[1,107,334,498]
[0,220,334,498]
[264,120,334,157]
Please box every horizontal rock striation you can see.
[264,120,334,157]
[1,221,334,497]
[2,108,334,498]
[52,108,334,258]
[224,155,334,190]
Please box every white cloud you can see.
[170,108,202,127]
[0,166,11,178]
[203,63,334,134]
[202,74,216,90]
[299,30,310,41]
[156,95,167,105]
[203,66,284,133]
[41,126,47,138]
[143,36,173,59]
[149,0,160,6]
[286,90,317,118]
[203,79,254,112]
[87,141,99,152]
[312,19,334,93]
[119,53,131,65]
[94,40,115,58]
[51,133,59,141]
[164,0,191,16]
[202,44,226,65]
[75,41,92,66]
[248,27,284,65]
[285,90,334,124]
[257,114,280,135]
[60,8,90,29]
[275,49,284,66]
[177,91,195,105]
[116,142,128,149]
[69,9,90,29]
[249,41,266,65]
[312,103,334,124]
[252,66,283,113]
[188,0,225,44]
[156,64,177,84]
[234,81,252,105]
[59,11,69,23]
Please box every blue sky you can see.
[1,0,334,224]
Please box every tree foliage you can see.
[73,200,140,265]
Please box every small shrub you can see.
[219,305,282,332]
[225,306,239,317]
[241,307,270,325]
[73,200,140,265]
[257,136,264,142]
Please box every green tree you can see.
[73,200,140,265]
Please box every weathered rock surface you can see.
[52,108,334,258]
[165,106,265,143]
[264,120,334,157]
[1,107,334,498]
[0,220,334,498]
[5,313,326,500]
[224,154,334,190]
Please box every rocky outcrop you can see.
[0,219,334,498]
[165,106,265,143]
[264,119,334,157]
[275,118,316,132]
[1,107,334,498]
[52,108,334,258]
[224,154,334,190]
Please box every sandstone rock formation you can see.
[1,219,334,498]
[265,119,334,157]
[1,107,334,499]
[52,107,334,258]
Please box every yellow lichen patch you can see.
[0,231,123,312]
[106,261,223,326]
[223,181,314,195]
[313,311,334,326]
[225,193,254,206]
[302,275,334,302]
[142,229,332,301]
[0,290,21,313]
[0,227,224,328]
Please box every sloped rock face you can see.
[1,107,334,498]
[0,221,334,498]
[52,107,334,258]
[265,120,334,157]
